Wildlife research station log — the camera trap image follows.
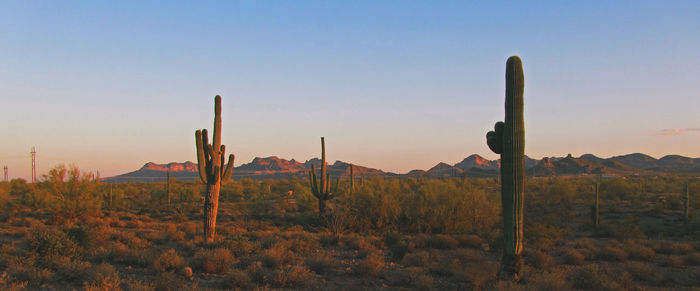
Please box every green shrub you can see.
[28,228,78,261]
[219,233,255,256]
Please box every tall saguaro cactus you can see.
[309,137,335,215]
[486,56,525,281]
[195,95,235,243]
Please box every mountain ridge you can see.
[105,154,700,182]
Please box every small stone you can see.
[181,266,193,280]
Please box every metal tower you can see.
[3,166,7,182]
[31,147,36,183]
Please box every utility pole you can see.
[30,147,37,183]
[3,166,7,182]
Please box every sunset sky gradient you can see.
[1,1,699,179]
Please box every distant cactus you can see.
[167,170,171,205]
[685,184,690,221]
[350,163,355,193]
[309,137,337,215]
[195,95,235,243]
[486,56,525,281]
[592,183,599,227]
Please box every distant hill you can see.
[105,153,700,182]
[105,156,387,182]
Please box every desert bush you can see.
[520,269,573,291]
[525,249,554,269]
[4,255,51,287]
[389,239,415,260]
[84,263,121,291]
[153,249,185,272]
[383,230,402,246]
[273,264,313,288]
[28,228,79,261]
[526,222,566,242]
[402,251,431,267]
[67,224,107,252]
[425,234,459,249]
[0,272,27,291]
[154,271,185,291]
[625,242,655,261]
[563,248,585,265]
[193,248,235,274]
[305,251,338,274]
[219,233,255,256]
[355,251,385,276]
[455,234,483,249]
[179,222,199,238]
[123,279,155,291]
[49,256,92,282]
[259,243,297,268]
[601,178,639,201]
[598,245,629,261]
[570,264,628,290]
[624,261,663,284]
[41,165,102,224]
[288,234,319,254]
[344,236,377,257]
[661,255,685,268]
[414,273,434,290]
[593,219,646,241]
[223,269,251,289]
[245,261,267,284]
[653,241,693,255]
[685,252,700,265]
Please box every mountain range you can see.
[104,153,700,182]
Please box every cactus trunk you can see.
[203,183,220,242]
[593,183,599,228]
[196,95,235,243]
[350,164,355,193]
[167,170,171,205]
[685,184,690,221]
[487,56,525,281]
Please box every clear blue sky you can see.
[1,1,699,179]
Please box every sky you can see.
[1,1,699,179]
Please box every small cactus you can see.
[486,56,525,281]
[592,183,599,227]
[350,163,355,193]
[167,170,171,205]
[685,184,690,221]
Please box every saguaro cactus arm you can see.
[195,96,235,185]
